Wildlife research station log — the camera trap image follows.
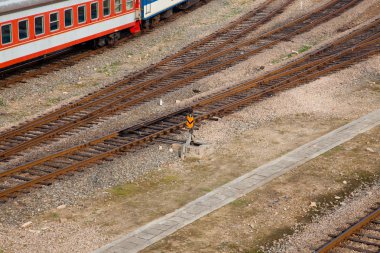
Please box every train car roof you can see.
[0,0,66,15]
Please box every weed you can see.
[110,61,121,68]
[231,198,249,207]
[224,242,240,251]
[160,174,180,184]
[223,7,242,18]
[322,145,345,157]
[200,187,212,193]
[109,184,140,197]
[45,97,62,106]
[271,44,312,64]
[0,98,6,107]
[46,212,60,220]
[298,44,312,53]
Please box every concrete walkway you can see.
[94,109,380,253]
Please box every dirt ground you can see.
[142,126,380,253]
[0,0,379,252]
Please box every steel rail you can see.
[0,0,362,161]
[0,20,378,201]
[196,29,380,107]
[315,206,380,253]
[1,45,377,200]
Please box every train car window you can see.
[35,16,45,35]
[78,6,87,23]
[91,2,99,20]
[103,0,110,16]
[50,12,59,31]
[115,0,122,13]
[126,0,133,10]
[65,9,73,27]
[1,24,12,45]
[18,20,29,40]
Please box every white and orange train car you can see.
[0,0,200,70]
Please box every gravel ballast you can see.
[0,0,379,252]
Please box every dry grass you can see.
[143,126,380,253]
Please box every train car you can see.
[0,0,200,70]
[0,0,141,69]
[141,0,199,27]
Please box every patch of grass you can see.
[199,187,212,193]
[110,60,122,68]
[231,198,250,208]
[160,174,180,185]
[0,98,6,107]
[222,6,243,19]
[109,183,140,197]
[109,173,182,198]
[45,212,60,221]
[298,44,312,53]
[271,44,312,64]
[98,61,122,76]
[45,97,62,106]
[322,145,345,157]
[222,242,240,251]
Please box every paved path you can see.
[94,109,380,253]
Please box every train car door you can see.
[145,0,152,15]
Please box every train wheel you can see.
[95,37,107,48]
[107,32,120,47]
[143,20,151,30]
[161,9,173,19]
[178,0,200,9]
[151,15,160,28]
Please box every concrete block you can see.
[185,204,208,215]
[150,223,172,232]
[105,246,134,253]
[116,240,138,250]
[142,228,164,236]
[176,211,196,219]
[136,232,156,240]
[167,216,187,224]
[173,142,214,159]
[125,236,147,245]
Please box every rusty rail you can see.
[0,0,362,162]
[315,206,380,253]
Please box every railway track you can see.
[0,0,212,88]
[315,205,380,253]
[0,0,363,163]
[0,14,379,202]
